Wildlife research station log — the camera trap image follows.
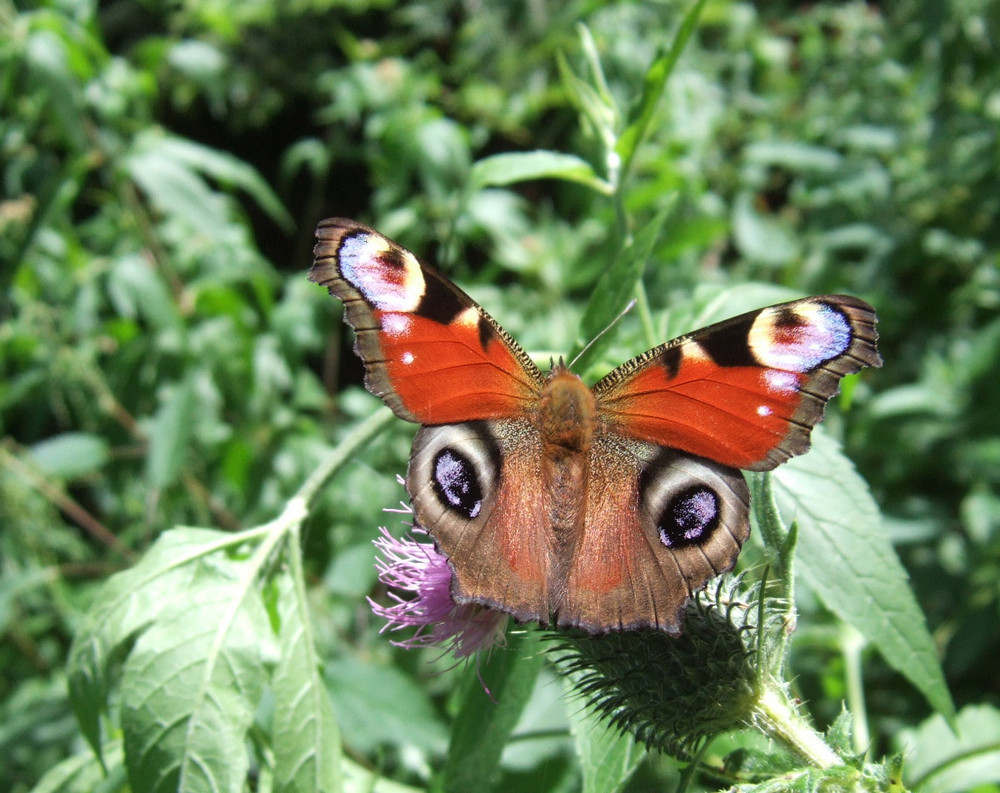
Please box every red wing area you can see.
[596,360,804,470]
[372,310,541,423]
[312,218,543,425]
[593,296,882,471]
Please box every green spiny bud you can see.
[548,575,771,758]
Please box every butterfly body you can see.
[312,218,882,634]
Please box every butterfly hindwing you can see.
[311,219,543,424]
[594,295,882,471]
[561,437,750,633]
[407,420,555,621]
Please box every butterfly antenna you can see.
[568,299,637,370]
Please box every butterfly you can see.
[311,218,882,634]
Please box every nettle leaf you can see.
[769,430,955,719]
[68,528,232,762]
[272,571,341,793]
[900,704,1000,792]
[119,569,273,793]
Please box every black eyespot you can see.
[432,448,484,519]
[658,486,719,549]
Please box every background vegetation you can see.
[2,0,999,791]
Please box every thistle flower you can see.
[368,524,508,659]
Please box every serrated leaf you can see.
[272,572,342,793]
[67,527,243,762]
[147,376,197,489]
[469,151,611,194]
[119,562,273,793]
[564,677,645,793]
[439,630,544,793]
[900,704,1000,792]
[28,432,109,479]
[770,431,954,719]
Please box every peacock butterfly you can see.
[310,218,882,634]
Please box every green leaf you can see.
[272,570,342,793]
[127,143,230,238]
[572,205,671,373]
[438,630,545,793]
[326,658,447,755]
[565,679,645,793]
[769,431,955,719]
[119,565,273,793]
[469,151,611,194]
[131,131,293,231]
[732,192,800,266]
[743,141,844,173]
[28,432,109,479]
[67,527,249,764]
[900,704,1000,792]
[147,375,197,489]
[29,740,126,793]
[615,0,708,181]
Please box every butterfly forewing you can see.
[311,219,544,425]
[593,295,882,471]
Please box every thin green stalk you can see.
[754,686,840,769]
[295,406,397,508]
[842,623,871,757]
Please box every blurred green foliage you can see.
[2,0,999,791]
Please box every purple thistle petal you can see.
[369,525,507,658]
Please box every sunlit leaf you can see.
[770,431,955,719]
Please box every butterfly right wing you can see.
[311,219,544,424]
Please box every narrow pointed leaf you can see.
[572,204,671,373]
[272,571,342,793]
[469,151,611,194]
[439,630,544,793]
[615,0,708,180]
[147,376,197,489]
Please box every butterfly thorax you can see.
[538,368,596,458]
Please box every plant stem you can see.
[754,685,840,769]
[842,623,871,757]
[294,406,397,508]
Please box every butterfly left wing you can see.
[594,295,882,471]
[311,219,544,424]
